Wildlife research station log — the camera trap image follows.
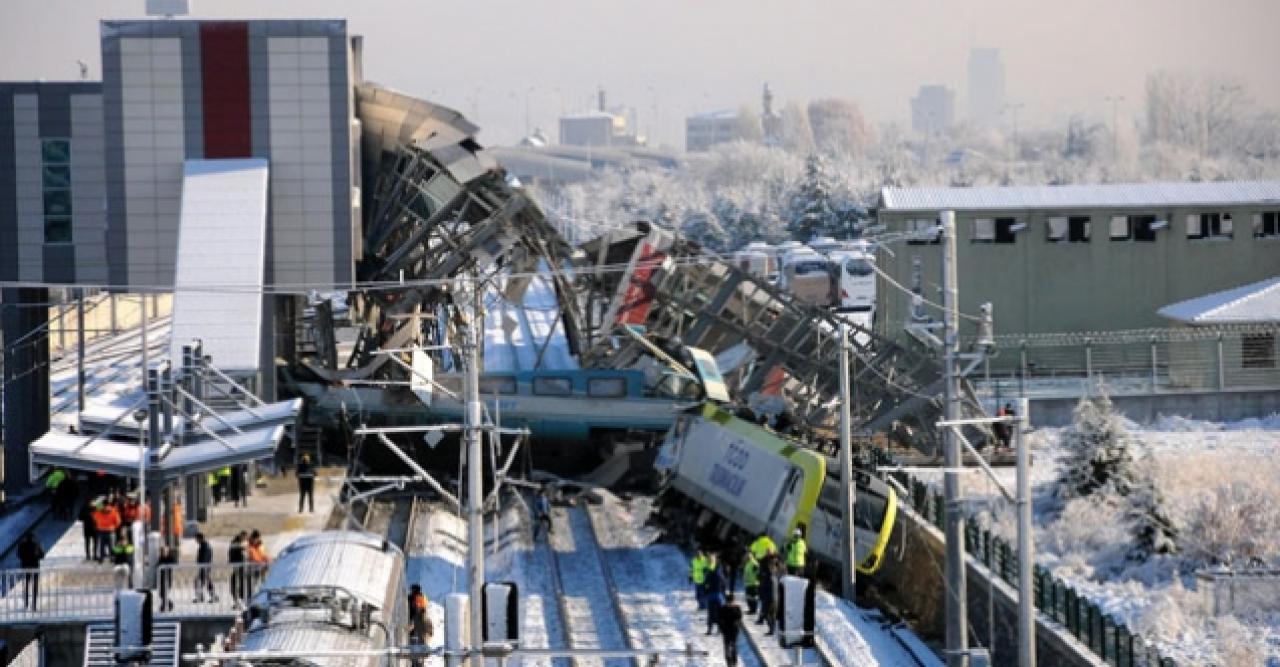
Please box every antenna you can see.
[76,60,89,81]
[145,0,191,18]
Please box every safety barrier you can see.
[890,470,1179,667]
[0,562,266,624]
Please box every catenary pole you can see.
[839,321,856,599]
[941,210,969,667]
[1016,397,1036,667]
[465,279,485,667]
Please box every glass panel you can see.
[478,375,517,395]
[532,376,572,396]
[41,139,70,164]
[44,216,72,244]
[1069,217,1091,242]
[1110,216,1130,240]
[587,377,627,398]
[42,165,71,189]
[1046,217,1067,241]
[43,189,72,216]
[973,218,995,241]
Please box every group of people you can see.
[81,492,148,564]
[207,465,250,507]
[690,527,809,666]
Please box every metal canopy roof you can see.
[77,396,302,438]
[29,424,285,482]
[1158,276,1280,325]
[880,180,1280,212]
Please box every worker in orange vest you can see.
[408,584,433,646]
[91,501,121,563]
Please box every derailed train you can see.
[656,403,898,575]
[229,531,408,666]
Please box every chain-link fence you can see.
[971,326,1280,399]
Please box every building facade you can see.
[966,48,1005,127]
[911,85,955,135]
[685,109,742,152]
[875,181,1280,350]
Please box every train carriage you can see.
[656,403,897,575]
[232,531,408,666]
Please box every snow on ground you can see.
[587,491,937,666]
[918,411,1280,666]
[406,502,562,667]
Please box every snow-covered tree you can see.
[1054,391,1177,560]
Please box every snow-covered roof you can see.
[1158,277,1280,325]
[880,180,1280,212]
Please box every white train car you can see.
[233,531,408,666]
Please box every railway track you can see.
[545,504,632,667]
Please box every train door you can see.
[767,466,804,538]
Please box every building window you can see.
[973,217,1017,244]
[1068,216,1091,242]
[906,218,940,244]
[1110,215,1159,242]
[40,138,72,244]
[1254,212,1280,238]
[1242,333,1276,370]
[1186,213,1233,240]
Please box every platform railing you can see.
[0,562,267,624]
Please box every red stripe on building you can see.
[199,22,251,158]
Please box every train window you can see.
[479,376,517,395]
[587,377,628,398]
[532,376,573,396]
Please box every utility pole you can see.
[1015,397,1035,667]
[77,288,86,412]
[838,322,856,600]
[941,210,969,667]
[464,278,485,667]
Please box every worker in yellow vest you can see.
[743,550,760,615]
[690,547,709,610]
[785,527,807,576]
[749,533,777,561]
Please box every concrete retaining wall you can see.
[1027,388,1280,427]
[872,505,1103,667]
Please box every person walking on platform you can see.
[92,501,121,563]
[79,502,98,561]
[533,488,552,540]
[296,453,316,513]
[228,531,248,608]
[704,554,726,635]
[17,532,44,610]
[157,544,177,611]
[215,467,232,505]
[247,529,271,593]
[785,527,807,577]
[407,584,433,666]
[690,547,709,610]
[756,554,779,635]
[742,550,760,616]
[194,532,217,603]
[716,592,744,666]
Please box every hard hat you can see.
[793,528,802,537]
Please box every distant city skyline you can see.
[2,0,1278,147]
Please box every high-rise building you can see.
[967,48,1005,127]
[911,85,956,134]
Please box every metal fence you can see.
[972,326,1280,399]
[891,470,1178,667]
[0,562,266,623]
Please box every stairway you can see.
[83,622,180,667]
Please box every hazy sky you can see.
[2,0,1277,148]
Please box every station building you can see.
[0,18,364,496]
